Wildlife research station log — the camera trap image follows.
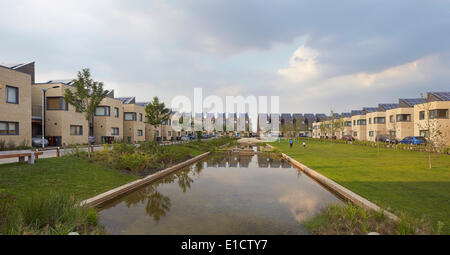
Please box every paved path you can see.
[0,146,103,165]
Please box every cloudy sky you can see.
[1,0,449,114]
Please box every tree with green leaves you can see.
[144,96,170,141]
[64,68,108,155]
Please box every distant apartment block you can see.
[118,97,146,144]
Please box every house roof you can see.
[0,62,34,70]
[292,113,303,119]
[341,112,352,118]
[379,103,399,111]
[116,97,135,104]
[304,113,315,120]
[399,98,427,107]
[363,107,378,113]
[428,92,450,101]
[135,102,149,107]
[351,110,365,116]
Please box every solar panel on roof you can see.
[432,92,450,101]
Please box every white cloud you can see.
[277,45,320,83]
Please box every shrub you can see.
[0,140,5,151]
[120,153,152,173]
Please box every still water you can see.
[98,153,342,234]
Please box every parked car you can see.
[89,136,96,144]
[32,137,49,147]
[375,134,389,143]
[399,136,427,145]
[341,135,355,141]
[188,133,196,140]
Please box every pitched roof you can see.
[352,110,365,116]
[399,98,427,107]
[116,97,135,104]
[135,102,149,107]
[428,92,450,101]
[378,103,399,111]
[0,62,34,70]
[363,107,378,113]
[341,112,352,118]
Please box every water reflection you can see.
[99,152,341,235]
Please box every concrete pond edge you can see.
[81,151,211,207]
[267,144,399,221]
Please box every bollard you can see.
[28,152,35,164]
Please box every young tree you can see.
[64,68,108,156]
[145,97,170,141]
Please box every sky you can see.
[1,0,449,115]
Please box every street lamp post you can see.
[41,86,60,149]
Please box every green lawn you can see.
[270,139,450,234]
[0,157,137,200]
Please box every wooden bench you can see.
[0,151,44,164]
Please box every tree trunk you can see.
[428,151,432,169]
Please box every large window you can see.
[420,130,429,137]
[114,107,119,118]
[168,131,172,137]
[0,122,19,135]
[112,127,119,135]
[124,112,137,121]
[345,121,352,127]
[139,113,143,122]
[374,117,385,124]
[137,130,143,136]
[390,115,394,123]
[369,131,374,137]
[396,114,411,122]
[429,109,449,119]
[368,118,372,124]
[70,125,83,135]
[353,132,358,137]
[95,106,110,116]
[6,86,18,104]
[47,97,68,110]
[156,130,160,137]
[357,119,366,125]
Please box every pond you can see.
[98,152,342,234]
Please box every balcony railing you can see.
[32,105,42,117]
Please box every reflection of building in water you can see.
[238,155,252,168]
[206,158,216,167]
[217,157,227,168]
[257,154,270,168]
[269,158,281,168]
[281,160,292,168]
[228,153,239,167]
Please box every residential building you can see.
[351,110,366,141]
[0,63,33,147]
[118,97,146,143]
[386,99,425,141]
[32,80,88,146]
[414,92,450,146]
[92,90,124,144]
[292,113,307,136]
[366,104,397,142]
[340,112,353,138]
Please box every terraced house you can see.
[340,112,353,138]
[118,97,146,144]
[414,92,450,146]
[93,90,123,144]
[351,110,367,141]
[366,104,397,142]
[385,98,426,141]
[32,80,89,146]
[0,63,33,147]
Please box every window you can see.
[156,130,160,137]
[390,115,394,123]
[70,125,83,135]
[389,131,396,138]
[345,121,352,127]
[420,130,429,137]
[139,113,143,122]
[429,109,449,119]
[95,106,110,116]
[369,131,374,137]
[396,114,411,122]
[124,112,136,121]
[137,130,143,136]
[114,107,119,118]
[357,119,366,125]
[0,122,19,135]
[368,118,372,124]
[353,120,356,126]
[419,111,425,120]
[178,131,181,136]
[112,127,119,135]
[6,86,18,104]
[353,132,358,137]
[47,97,68,110]
[374,117,385,124]
[168,131,172,137]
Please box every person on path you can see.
[289,138,294,149]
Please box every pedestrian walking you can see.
[290,138,294,149]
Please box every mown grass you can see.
[303,203,441,235]
[270,138,450,234]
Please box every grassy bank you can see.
[303,203,441,235]
[270,138,450,234]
